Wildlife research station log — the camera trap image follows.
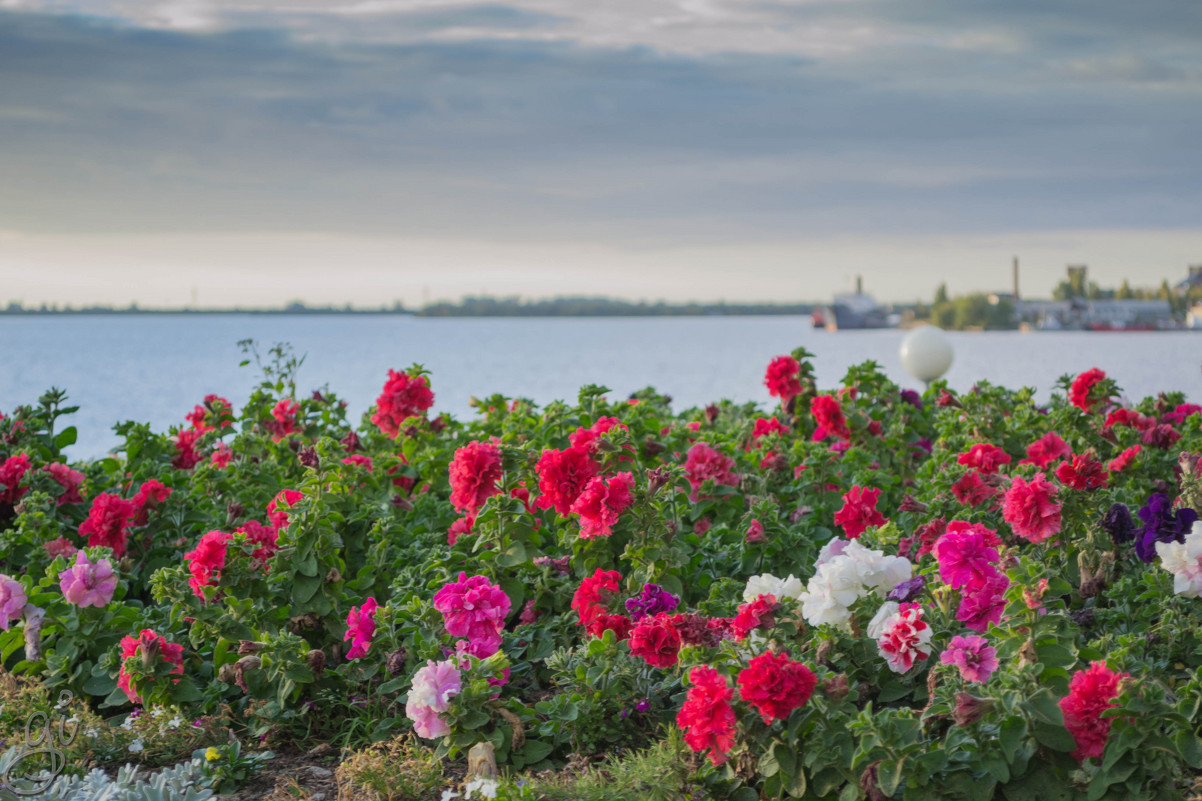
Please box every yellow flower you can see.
[205,747,221,762]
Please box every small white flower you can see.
[85,728,98,738]
[465,777,498,799]
[743,573,803,603]
[120,717,135,730]
[167,717,184,728]
[151,708,164,717]
[440,791,461,801]
[128,739,145,753]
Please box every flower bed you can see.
[1,343,1201,800]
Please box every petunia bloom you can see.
[1002,473,1061,544]
[939,634,998,683]
[59,551,118,608]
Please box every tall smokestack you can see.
[1013,257,1019,301]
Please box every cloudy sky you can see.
[1,0,1199,307]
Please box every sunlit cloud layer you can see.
[0,1,1199,303]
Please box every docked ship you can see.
[821,277,896,331]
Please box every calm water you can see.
[1,315,1199,459]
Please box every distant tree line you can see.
[417,296,817,317]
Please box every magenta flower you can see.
[432,573,511,659]
[955,570,1010,633]
[344,597,379,660]
[0,575,26,631]
[59,551,118,608]
[940,634,999,683]
[934,526,1001,589]
[405,659,462,739]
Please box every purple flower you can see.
[1101,503,1135,545]
[887,575,927,603]
[939,634,998,683]
[1136,494,1198,563]
[635,699,650,713]
[624,584,680,621]
[899,390,923,410]
[910,438,933,456]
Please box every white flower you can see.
[815,537,852,567]
[167,717,184,728]
[128,739,145,753]
[465,777,498,799]
[440,791,460,801]
[866,602,899,639]
[743,573,803,603]
[150,708,164,718]
[1156,521,1202,598]
[120,717,135,731]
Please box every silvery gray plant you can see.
[0,747,214,801]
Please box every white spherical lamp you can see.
[900,325,953,385]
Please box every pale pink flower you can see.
[59,551,118,608]
[405,659,462,739]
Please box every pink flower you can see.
[752,417,790,440]
[43,537,77,560]
[939,634,998,683]
[569,417,626,452]
[1002,473,1061,544]
[1055,453,1108,490]
[810,395,851,441]
[405,659,462,739]
[683,442,738,502]
[44,462,85,506]
[172,428,204,470]
[745,519,766,543]
[955,570,1009,633]
[210,442,233,468]
[432,573,511,658]
[0,575,27,630]
[876,603,933,674]
[267,489,304,531]
[934,524,1001,589]
[1020,432,1072,468]
[117,629,184,704]
[342,454,374,471]
[345,597,379,660]
[571,472,635,539]
[132,479,172,525]
[833,486,887,539]
[59,551,118,608]
[951,471,1000,508]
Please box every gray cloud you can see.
[0,2,1199,247]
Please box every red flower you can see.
[833,486,888,539]
[447,513,475,546]
[1142,423,1182,450]
[186,394,234,433]
[237,520,279,564]
[1055,453,1108,490]
[1103,408,1155,432]
[951,471,1000,508]
[535,446,598,515]
[628,614,682,668]
[1068,368,1107,412]
[572,569,622,630]
[1002,473,1061,544]
[132,479,172,525]
[957,443,1011,475]
[371,370,434,437]
[751,417,790,440]
[683,442,737,502]
[731,594,777,640]
[0,453,32,507]
[79,493,138,557]
[267,489,304,531]
[44,462,84,506]
[677,666,737,765]
[185,530,233,600]
[342,454,374,471]
[738,652,817,725]
[1059,661,1129,762]
[571,472,635,539]
[764,356,802,403]
[568,417,626,452]
[449,440,503,514]
[170,428,204,470]
[118,629,184,704]
[1020,432,1072,468]
[1107,445,1141,473]
[810,395,851,441]
[264,398,300,442]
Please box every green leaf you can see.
[1035,643,1075,669]
[496,541,528,567]
[54,426,77,449]
[520,740,553,764]
[758,748,781,778]
[1032,722,1077,752]
[171,677,203,703]
[1025,690,1064,725]
[877,759,904,796]
[83,671,117,696]
[293,574,323,604]
[999,717,1027,763]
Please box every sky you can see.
[1,0,1200,307]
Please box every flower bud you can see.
[821,674,850,701]
[306,649,327,676]
[898,495,928,514]
[704,405,720,424]
[325,567,342,584]
[298,447,319,469]
[386,648,407,677]
[237,641,265,655]
[339,430,361,453]
[646,467,669,495]
[859,762,887,801]
[952,692,992,727]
